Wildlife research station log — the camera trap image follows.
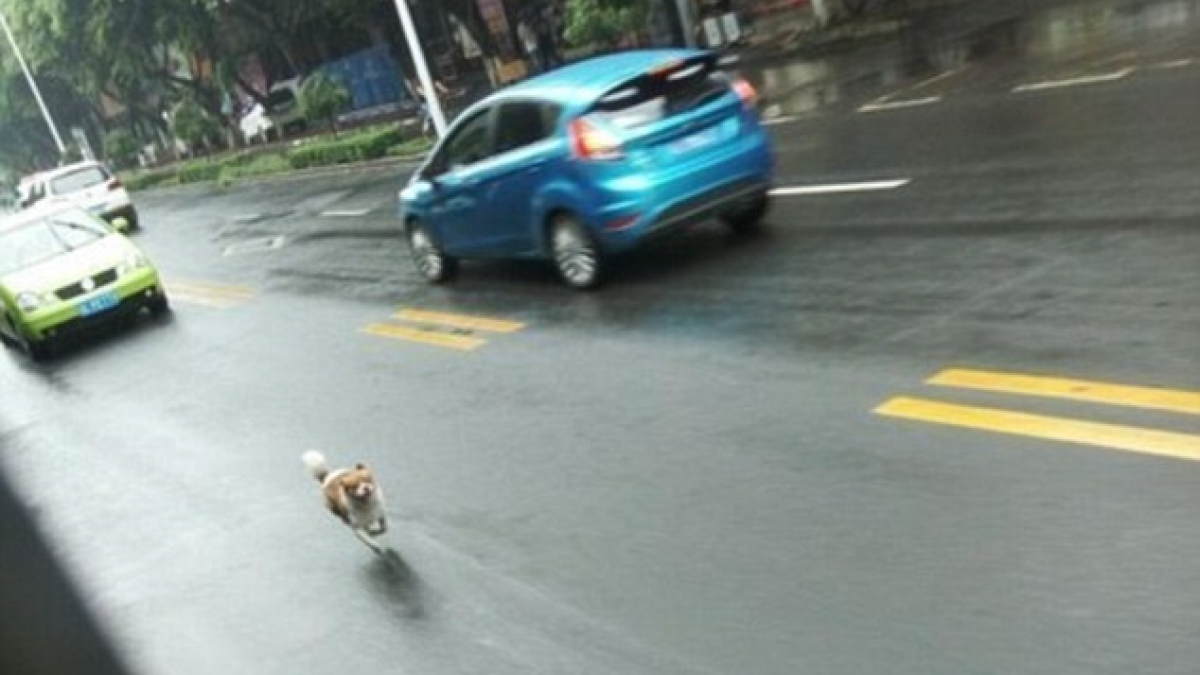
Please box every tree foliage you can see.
[169,97,219,151]
[103,129,139,169]
[299,72,350,133]
[563,0,649,49]
[0,0,584,171]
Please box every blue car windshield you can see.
[0,213,108,275]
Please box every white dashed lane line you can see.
[1012,67,1135,93]
[762,115,802,126]
[770,179,911,197]
[320,208,373,217]
[858,96,942,113]
[1148,58,1195,70]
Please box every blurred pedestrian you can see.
[406,76,451,136]
[519,14,542,74]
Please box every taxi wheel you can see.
[0,315,17,349]
[148,293,171,318]
[24,336,52,363]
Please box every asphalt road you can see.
[3,2,1200,674]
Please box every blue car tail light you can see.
[568,118,625,161]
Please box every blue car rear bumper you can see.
[584,125,774,252]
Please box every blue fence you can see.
[317,45,408,111]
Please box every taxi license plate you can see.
[79,292,119,317]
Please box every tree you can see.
[298,72,350,134]
[563,0,650,50]
[169,97,219,155]
[211,0,374,77]
[0,0,223,161]
[103,129,139,168]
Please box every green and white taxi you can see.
[0,206,168,360]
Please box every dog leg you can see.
[326,499,350,525]
[354,528,383,554]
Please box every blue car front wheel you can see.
[407,222,458,284]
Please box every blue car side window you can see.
[494,102,561,156]
[440,109,493,173]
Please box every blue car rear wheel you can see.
[721,191,770,234]
[550,214,604,290]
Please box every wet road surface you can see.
[3,1,1200,673]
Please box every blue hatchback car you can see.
[399,49,775,289]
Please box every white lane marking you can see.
[1012,67,1135,93]
[913,67,968,88]
[762,115,801,126]
[222,235,286,257]
[770,179,911,197]
[1149,58,1195,70]
[321,208,372,217]
[858,96,942,113]
[856,67,963,114]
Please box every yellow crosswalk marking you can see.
[362,323,485,351]
[929,369,1200,417]
[165,279,255,308]
[875,397,1200,463]
[393,309,525,334]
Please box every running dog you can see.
[302,451,388,547]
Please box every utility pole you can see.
[391,0,448,137]
[0,9,68,158]
[673,0,697,47]
[811,0,832,27]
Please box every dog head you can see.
[338,463,378,503]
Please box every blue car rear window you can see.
[591,58,729,129]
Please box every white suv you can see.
[17,161,139,232]
[240,78,307,144]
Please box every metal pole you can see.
[811,0,832,28]
[673,0,697,47]
[0,10,68,157]
[391,0,448,137]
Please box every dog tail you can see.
[302,450,330,483]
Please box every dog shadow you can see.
[360,546,428,621]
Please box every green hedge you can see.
[119,125,428,190]
[286,126,404,169]
[122,167,178,191]
[177,160,223,184]
[217,154,291,181]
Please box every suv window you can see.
[268,88,296,111]
[49,166,110,195]
[590,57,727,129]
[440,109,493,171]
[494,102,561,155]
